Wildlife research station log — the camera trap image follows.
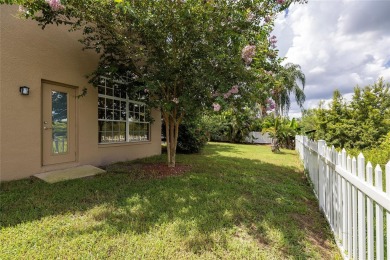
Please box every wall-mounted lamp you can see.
[20,86,30,95]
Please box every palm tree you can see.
[262,116,300,152]
[273,63,306,116]
[261,116,281,152]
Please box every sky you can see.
[272,0,390,118]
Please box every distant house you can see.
[0,5,161,181]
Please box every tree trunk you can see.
[274,102,280,117]
[168,117,177,167]
[163,112,171,166]
[162,109,182,168]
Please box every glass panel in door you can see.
[51,91,68,154]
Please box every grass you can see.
[0,142,341,259]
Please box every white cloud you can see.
[273,0,390,118]
[309,66,326,74]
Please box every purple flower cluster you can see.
[211,85,239,112]
[212,103,221,112]
[223,92,231,99]
[223,85,239,99]
[266,98,275,111]
[45,0,64,11]
[241,45,256,65]
[269,35,277,48]
[230,85,239,94]
[277,0,285,4]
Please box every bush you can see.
[363,133,390,167]
[348,132,390,168]
[162,121,208,154]
[201,111,257,143]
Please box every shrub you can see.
[348,132,390,167]
[363,133,390,167]
[162,121,208,154]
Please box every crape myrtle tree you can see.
[3,0,306,167]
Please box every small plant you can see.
[262,116,299,152]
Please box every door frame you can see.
[41,79,79,166]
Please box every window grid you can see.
[98,77,150,144]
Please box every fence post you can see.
[347,156,352,259]
[328,147,333,228]
[374,165,384,260]
[337,151,342,241]
[331,146,337,233]
[341,149,348,252]
[306,136,310,174]
[357,153,366,260]
[317,140,326,211]
[352,157,358,259]
[366,163,374,260]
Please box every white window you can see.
[98,77,150,144]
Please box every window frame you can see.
[98,77,150,144]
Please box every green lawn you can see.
[0,143,341,259]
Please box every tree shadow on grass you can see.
[0,145,338,259]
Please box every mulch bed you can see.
[103,163,192,179]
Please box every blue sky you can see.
[273,0,390,118]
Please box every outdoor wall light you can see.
[20,86,30,95]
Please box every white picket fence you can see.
[295,135,389,260]
[244,132,272,144]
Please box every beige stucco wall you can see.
[0,5,161,181]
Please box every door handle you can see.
[44,126,52,130]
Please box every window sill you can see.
[98,141,152,148]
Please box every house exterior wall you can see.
[0,5,161,181]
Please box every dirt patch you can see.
[141,163,191,178]
[290,201,340,259]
